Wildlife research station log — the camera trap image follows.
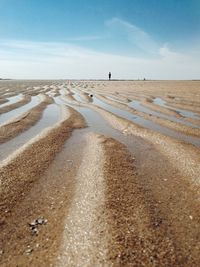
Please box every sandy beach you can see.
[0,80,200,266]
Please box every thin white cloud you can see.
[0,40,98,60]
[105,17,200,74]
[159,44,185,60]
[0,38,200,80]
[105,17,159,54]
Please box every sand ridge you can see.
[0,105,85,213]
[0,80,199,266]
[0,94,53,143]
[0,94,31,114]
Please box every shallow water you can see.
[153,97,200,120]
[55,97,126,144]
[0,96,39,125]
[128,100,200,129]
[0,104,60,161]
[153,98,166,107]
[70,90,84,102]
[56,95,200,147]
[92,97,200,147]
[0,94,23,107]
[106,95,129,103]
[106,95,200,129]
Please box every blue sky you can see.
[0,0,200,79]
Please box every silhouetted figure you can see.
[108,72,111,80]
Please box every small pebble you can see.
[32,228,39,235]
[25,248,33,255]
[29,220,37,227]
[37,218,44,225]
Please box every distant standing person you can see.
[108,72,111,80]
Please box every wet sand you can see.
[0,94,53,143]
[0,95,31,114]
[0,80,200,267]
